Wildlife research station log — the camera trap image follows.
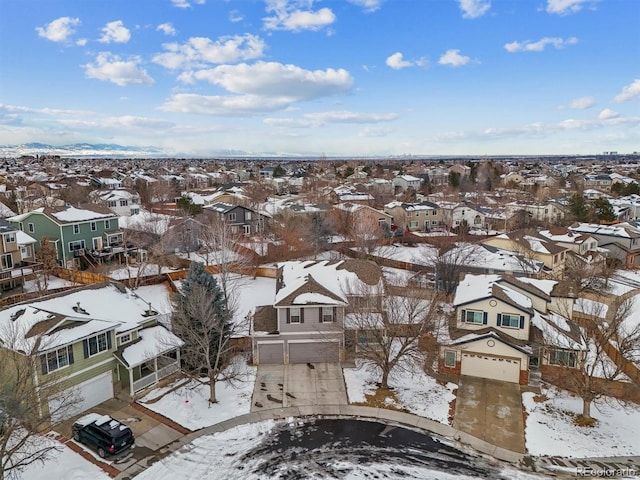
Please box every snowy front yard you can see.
[343,361,456,424]
[523,386,640,457]
[138,362,257,430]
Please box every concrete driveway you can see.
[55,397,185,473]
[453,376,525,454]
[252,363,348,411]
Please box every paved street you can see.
[251,363,348,411]
[453,376,526,454]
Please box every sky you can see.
[0,0,638,157]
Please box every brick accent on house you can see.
[519,369,529,385]
[438,358,461,377]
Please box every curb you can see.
[131,402,192,435]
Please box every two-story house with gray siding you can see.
[8,204,126,269]
[252,259,383,364]
[201,202,269,236]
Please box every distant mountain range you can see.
[0,142,170,158]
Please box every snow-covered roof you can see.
[118,209,173,234]
[118,326,183,367]
[574,297,608,318]
[531,312,585,350]
[454,273,533,311]
[515,277,558,296]
[16,230,37,245]
[570,222,640,239]
[51,206,116,222]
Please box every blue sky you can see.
[0,0,638,156]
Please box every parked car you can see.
[72,413,134,458]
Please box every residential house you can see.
[439,274,580,385]
[332,203,393,234]
[569,222,640,268]
[384,201,443,232]
[8,204,127,269]
[251,259,383,364]
[482,230,569,278]
[0,283,182,420]
[201,202,269,236]
[0,219,38,291]
[584,174,613,192]
[91,189,141,217]
[392,175,422,192]
[506,201,567,225]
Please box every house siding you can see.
[457,298,530,341]
[277,306,344,333]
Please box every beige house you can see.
[482,230,569,278]
[383,201,443,232]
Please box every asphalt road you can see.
[238,418,517,479]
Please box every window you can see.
[91,221,97,231]
[497,313,523,328]
[83,332,111,357]
[243,224,251,235]
[41,345,74,375]
[549,349,577,368]
[107,201,117,208]
[228,212,237,222]
[246,211,252,220]
[416,212,420,217]
[409,221,418,228]
[289,307,301,324]
[444,350,456,368]
[3,233,15,243]
[120,200,128,206]
[322,307,334,323]
[68,240,85,252]
[462,310,486,324]
[19,222,24,231]
[104,220,110,229]
[1,254,13,270]
[73,224,80,234]
[28,223,35,233]
[118,333,131,345]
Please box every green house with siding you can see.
[0,283,182,421]
[8,204,123,268]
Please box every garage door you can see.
[258,343,284,364]
[289,342,340,364]
[49,371,114,422]
[460,352,520,383]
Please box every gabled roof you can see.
[274,259,382,307]
[448,330,532,355]
[530,311,585,350]
[113,325,183,368]
[454,273,534,315]
[8,204,117,225]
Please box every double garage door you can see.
[460,352,521,383]
[49,371,114,422]
[257,342,340,364]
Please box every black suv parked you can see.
[72,413,134,458]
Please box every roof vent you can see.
[143,302,158,317]
[72,302,89,315]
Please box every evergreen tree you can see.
[568,193,589,222]
[272,164,286,177]
[592,197,616,223]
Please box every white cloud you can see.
[438,49,471,67]
[99,20,131,44]
[101,115,174,129]
[358,127,392,137]
[84,52,154,86]
[599,109,619,120]
[385,52,427,70]
[36,17,80,43]
[614,79,640,103]
[347,0,384,13]
[305,110,398,123]
[504,36,578,52]
[157,23,177,36]
[229,10,244,22]
[172,0,190,8]
[546,0,595,15]
[153,34,266,70]
[76,38,88,46]
[263,0,336,32]
[161,62,353,116]
[457,0,491,19]
[559,96,595,109]
[182,61,353,98]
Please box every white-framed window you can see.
[73,224,80,234]
[322,307,334,323]
[3,233,16,243]
[118,333,131,345]
[90,221,97,231]
[246,211,252,220]
[19,222,24,231]
[444,350,456,368]
[41,345,74,374]
[1,253,13,270]
[463,310,485,324]
[243,224,251,235]
[120,200,128,206]
[289,307,301,324]
[68,240,85,252]
[497,313,523,328]
[228,212,237,222]
[28,223,35,233]
[107,201,117,208]
[549,349,577,368]
[104,220,111,229]
[83,332,110,357]
[409,221,418,228]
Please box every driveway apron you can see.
[453,376,525,454]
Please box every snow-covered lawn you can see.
[138,360,257,430]
[523,386,640,457]
[19,435,110,480]
[343,361,456,424]
[22,275,79,292]
[106,264,175,280]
